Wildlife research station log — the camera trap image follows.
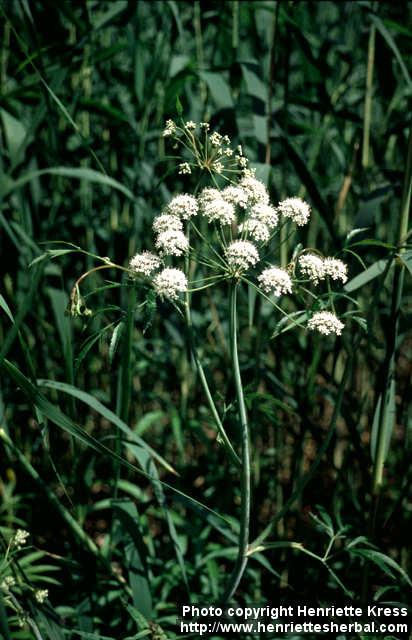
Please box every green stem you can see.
[114,282,137,498]
[184,300,240,467]
[362,23,376,168]
[222,283,251,601]
[371,127,412,493]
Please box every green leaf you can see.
[1,167,135,201]
[135,410,165,437]
[175,95,184,116]
[241,64,267,102]
[114,501,152,618]
[37,379,177,476]
[47,288,72,364]
[370,379,396,464]
[199,71,233,109]
[370,15,412,87]
[351,548,412,588]
[399,249,412,276]
[0,108,27,166]
[92,1,127,30]
[29,249,78,268]
[344,258,392,293]
[0,294,14,323]
[2,361,229,525]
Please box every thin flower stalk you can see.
[222,284,251,601]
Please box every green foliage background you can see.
[0,1,411,638]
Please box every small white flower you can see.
[222,186,248,209]
[13,529,29,549]
[178,162,192,175]
[129,251,161,276]
[236,155,248,168]
[239,176,270,206]
[166,194,198,220]
[35,589,49,603]
[242,167,256,178]
[249,202,279,229]
[198,187,221,204]
[298,253,325,284]
[210,131,223,147]
[200,197,235,226]
[163,119,176,137]
[213,161,224,174]
[152,214,183,234]
[226,240,259,270]
[277,197,311,226]
[323,257,348,283]
[222,135,231,144]
[258,266,292,296]
[185,121,196,130]
[308,311,344,336]
[200,122,210,130]
[153,268,188,300]
[155,230,188,256]
[240,219,270,243]
[224,147,234,157]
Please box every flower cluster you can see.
[13,529,29,549]
[298,254,348,285]
[155,229,188,257]
[277,197,311,226]
[308,311,344,336]
[153,268,188,300]
[162,119,253,178]
[129,251,161,276]
[258,267,293,297]
[1,576,15,591]
[198,188,236,226]
[35,589,49,603]
[226,240,259,271]
[123,120,348,335]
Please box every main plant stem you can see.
[372,126,412,494]
[222,283,251,601]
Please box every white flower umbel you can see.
[323,257,348,283]
[163,119,176,137]
[209,131,223,147]
[277,197,311,226]
[308,311,344,336]
[152,214,183,234]
[240,219,270,243]
[222,185,248,209]
[198,187,221,205]
[239,176,270,206]
[155,230,188,256]
[199,192,236,226]
[298,253,325,284]
[178,162,191,175]
[35,589,49,603]
[249,202,279,230]
[129,251,161,276]
[166,194,198,220]
[153,268,188,300]
[226,240,259,271]
[258,266,292,296]
[13,529,29,549]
